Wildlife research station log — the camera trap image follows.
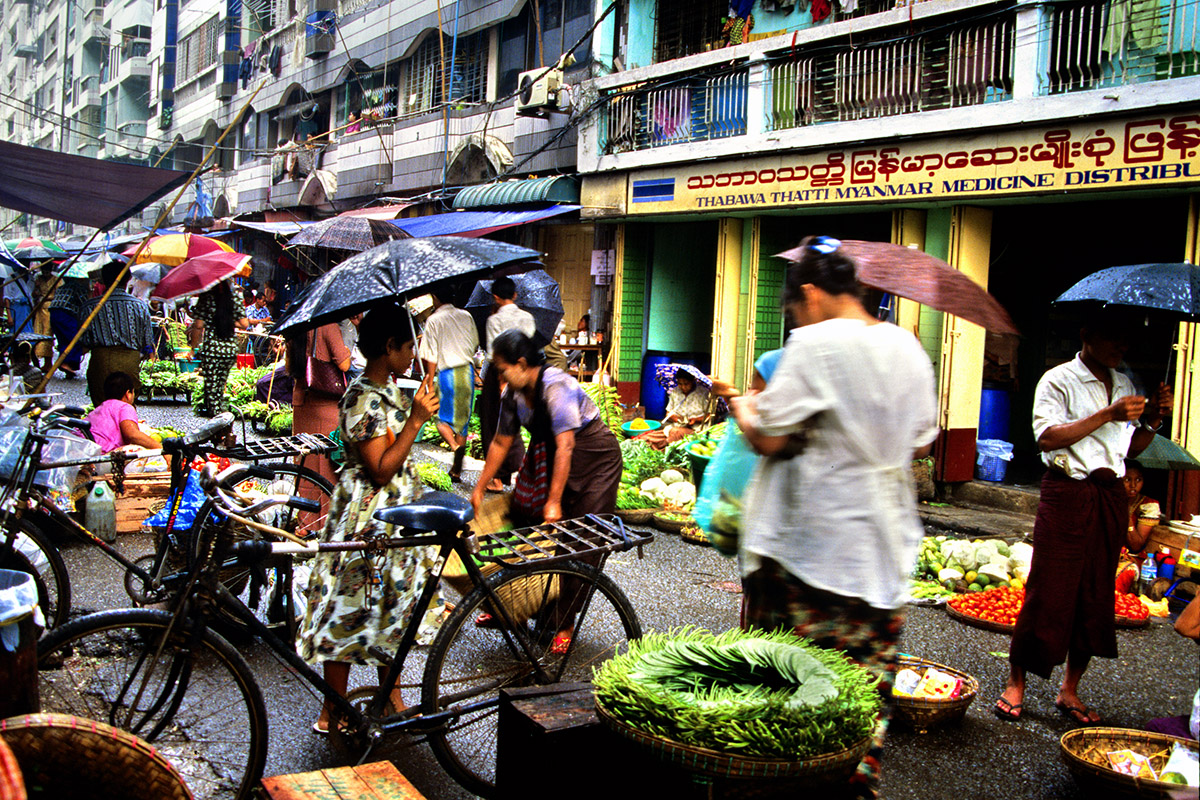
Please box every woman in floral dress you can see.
[298,307,444,734]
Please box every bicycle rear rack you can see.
[474,514,653,568]
[210,433,338,461]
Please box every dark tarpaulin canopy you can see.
[0,140,191,230]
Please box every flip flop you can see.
[550,630,573,656]
[1056,701,1102,725]
[993,697,1022,721]
[475,612,500,628]
[311,719,330,736]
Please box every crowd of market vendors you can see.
[2,232,1197,799]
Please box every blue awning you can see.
[388,205,579,238]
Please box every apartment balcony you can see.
[583,0,1200,172]
[81,20,106,46]
[235,160,272,212]
[114,120,148,150]
[322,126,394,200]
[72,76,102,112]
[114,43,151,85]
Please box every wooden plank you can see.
[261,763,425,800]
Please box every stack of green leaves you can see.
[416,461,453,492]
[581,383,623,436]
[594,627,880,759]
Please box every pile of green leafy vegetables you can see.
[593,627,880,759]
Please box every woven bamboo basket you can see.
[613,507,658,525]
[653,511,693,533]
[1114,613,1151,629]
[891,656,979,734]
[945,603,1016,634]
[0,713,192,800]
[679,524,710,546]
[595,703,870,783]
[1060,727,1198,799]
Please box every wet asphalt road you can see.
[42,373,1200,800]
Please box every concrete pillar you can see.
[935,206,992,482]
[1170,195,1200,518]
[713,218,745,385]
[1012,0,1044,100]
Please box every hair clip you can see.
[809,236,842,254]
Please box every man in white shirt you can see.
[421,285,480,480]
[996,311,1171,725]
[479,277,536,492]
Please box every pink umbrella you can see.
[151,252,252,300]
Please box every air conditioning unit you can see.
[515,67,563,113]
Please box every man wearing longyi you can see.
[995,310,1172,724]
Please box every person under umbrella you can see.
[637,365,712,450]
[478,276,535,493]
[189,279,249,417]
[80,261,155,406]
[31,261,59,373]
[3,263,34,340]
[47,261,94,378]
[420,282,479,482]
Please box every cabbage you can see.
[640,477,668,503]
[943,540,977,570]
[660,469,685,486]
[664,481,696,509]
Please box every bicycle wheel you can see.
[0,516,71,630]
[421,560,641,797]
[190,463,332,637]
[36,608,268,800]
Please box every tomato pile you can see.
[1114,591,1149,621]
[947,585,1025,627]
[948,586,1151,628]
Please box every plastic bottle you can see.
[85,481,116,544]
[1139,552,1158,594]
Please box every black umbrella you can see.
[286,216,410,251]
[272,236,542,336]
[1053,263,1200,320]
[464,269,563,348]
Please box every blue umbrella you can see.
[654,363,712,391]
[464,269,563,348]
[1135,434,1200,471]
[1054,263,1200,320]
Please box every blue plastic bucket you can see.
[978,387,1011,442]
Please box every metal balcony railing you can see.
[599,67,748,154]
[1041,0,1200,93]
[765,14,1014,130]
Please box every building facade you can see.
[576,0,1200,507]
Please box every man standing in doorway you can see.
[81,260,155,407]
[995,310,1172,725]
[478,276,536,493]
[421,284,480,482]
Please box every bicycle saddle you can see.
[374,491,473,532]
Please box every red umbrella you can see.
[151,252,252,300]
[777,240,1019,335]
[123,233,233,266]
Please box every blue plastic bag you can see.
[693,426,759,556]
[144,469,210,531]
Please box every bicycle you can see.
[0,408,336,633]
[36,461,651,799]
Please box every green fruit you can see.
[968,583,983,593]
[977,574,991,587]
[1160,772,1187,785]
[943,580,955,591]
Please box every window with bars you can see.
[401,31,488,117]
[178,15,220,83]
[655,0,727,63]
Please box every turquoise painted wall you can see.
[627,0,656,69]
[647,221,716,354]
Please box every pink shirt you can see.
[88,399,138,452]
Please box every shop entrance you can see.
[987,195,1190,489]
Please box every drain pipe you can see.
[440,0,463,205]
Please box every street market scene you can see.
[0,1,1198,799]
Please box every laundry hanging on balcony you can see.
[723,0,755,45]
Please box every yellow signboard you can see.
[621,112,1200,213]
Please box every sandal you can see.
[475,612,499,628]
[993,697,1022,721]
[550,630,573,656]
[1056,701,1101,725]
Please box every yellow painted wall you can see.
[939,206,992,432]
[1177,197,1199,453]
[713,218,745,385]
[890,209,927,338]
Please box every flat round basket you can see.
[891,655,979,734]
[614,507,658,525]
[945,602,1015,635]
[0,713,192,800]
[653,512,693,533]
[1115,613,1150,629]
[595,702,870,783]
[1060,727,1198,799]
[679,524,710,546]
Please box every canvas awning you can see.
[0,140,191,230]
[337,204,412,220]
[388,205,579,238]
[232,219,315,235]
[452,176,580,209]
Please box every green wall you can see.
[647,222,716,354]
[919,209,951,370]
[618,225,651,383]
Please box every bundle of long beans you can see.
[594,627,880,759]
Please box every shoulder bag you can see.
[305,330,347,399]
